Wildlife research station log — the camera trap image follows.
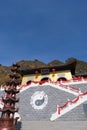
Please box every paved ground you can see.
[16,121,87,130]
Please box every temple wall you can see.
[21,70,72,85]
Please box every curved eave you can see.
[21,60,77,75]
[2,97,19,102]
[5,89,19,94]
[0,107,18,113]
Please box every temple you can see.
[0,60,87,130]
[21,59,76,85]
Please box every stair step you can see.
[16,121,87,130]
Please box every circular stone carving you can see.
[30,91,48,110]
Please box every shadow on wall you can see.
[83,103,87,118]
[15,121,22,130]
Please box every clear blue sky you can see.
[0,0,87,66]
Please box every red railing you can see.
[59,82,80,92]
[57,91,87,115]
[19,79,81,93]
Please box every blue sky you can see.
[0,0,87,66]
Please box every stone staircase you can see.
[17,85,76,121]
[70,83,87,93]
[17,82,87,121]
[1,82,87,130]
[50,91,87,121]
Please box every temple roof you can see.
[2,97,19,103]
[21,59,77,76]
[0,107,18,113]
[5,89,19,94]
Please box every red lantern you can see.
[52,68,56,72]
[35,70,39,74]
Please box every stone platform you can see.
[16,121,87,130]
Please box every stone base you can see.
[0,118,18,130]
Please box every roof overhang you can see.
[21,60,77,76]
